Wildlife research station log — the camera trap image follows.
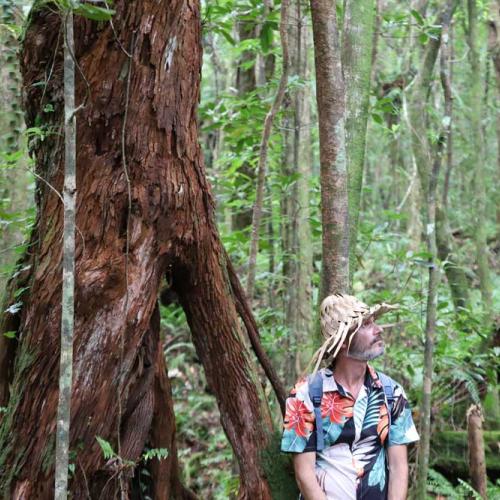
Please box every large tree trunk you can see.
[310,0,350,297]
[0,2,276,498]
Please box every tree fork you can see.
[0,1,276,497]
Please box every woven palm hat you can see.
[308,293,398,375]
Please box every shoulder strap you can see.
[377,371,396,426]
[308,371,324,451]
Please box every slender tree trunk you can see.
[408,2,458,497]
[467,405,488,499]
[247,0,290,302]
[310,0,350,297]
[467,0,493,315]
[233,20,258,231]
[281,0,313,384]
[342,0,376,280]
[0,2,277,498]
[54,10,76,499]
[437,18,469,311]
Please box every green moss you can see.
[431,430,500,478]
[0,343,37,494]
[260,431,299,500]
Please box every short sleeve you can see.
[388,384,420,447]
[280,376,317,453]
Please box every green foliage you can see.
[95,436,115,460]
[427,468,500,499]
[141,447,169,462]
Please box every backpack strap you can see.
[377,371,396,426]
[308,371,324,452]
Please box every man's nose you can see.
[373,323,383,334]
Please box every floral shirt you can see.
[280,365,419,500]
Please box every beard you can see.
[347,340,385,361]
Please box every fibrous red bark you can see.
[0,1,276,498]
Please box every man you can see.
[281,294,419,500]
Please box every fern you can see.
[427,468,457,498]
[456,478,482,499]
[95,436,116,460]
[141,448,169,462]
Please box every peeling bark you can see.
[0,1,275,497]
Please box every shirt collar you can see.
[322,363,383,394]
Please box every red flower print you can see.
[321,392,353,424]
[284,398,314,437]
[377,404,389,444]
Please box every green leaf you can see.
[418,32,429,44]
[142,448,169,462]
[96,436,115,460]
[259,22,274,53]
[213,27,235,45]
[3,331,16,339]
[73,4,115,21]
[410,9,424,26]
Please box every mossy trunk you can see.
[281,0,314,385]
[467,0,493,315]
[435,206,469,310]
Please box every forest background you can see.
[0,0,499,498]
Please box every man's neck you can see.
[332,355,367,396]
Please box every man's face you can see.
[346,317,384,361]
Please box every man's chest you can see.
[320,385,389,450]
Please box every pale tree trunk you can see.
[281,0,313,385]
[0,1,22,153]
[0,2,280,498]
[310,0,349,297]
[54,10,76,499]
[467,405,488,499]
[408,2,458,497]
[246,0,290,302]
[342,0,376,280]
[0,1,25,296]
[466,0,493,315]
